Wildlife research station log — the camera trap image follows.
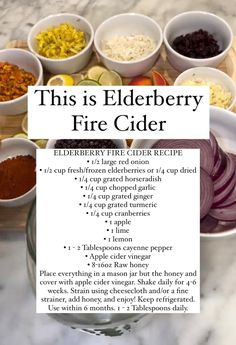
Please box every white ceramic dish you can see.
[94,13,163,77]
[174,67,236,111]
[0,49,43,116]
[46,139,127,149]
[28,13,94,74]
[131,106,236,238]
[0,138,38,207]
[163,11,233,72]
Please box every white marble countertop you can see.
[1,0,236,344]
[1,233,236,345]
[0,0,236,49]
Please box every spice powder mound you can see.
[0,155,36,199]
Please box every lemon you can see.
[35,139,48,148]
[78,79,100,86]
[47,74,74,86]
[13,133,28,139]
[98,70,122,86]
[21,114,28,134]
[87,65,108,81]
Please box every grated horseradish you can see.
[102,34,156,61]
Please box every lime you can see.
[78,79,100,86]
[98,70,123,86]
[13,133,28,139]
[21,114,28,134]
[71,72,87,85]
[47,74,74,86]
[87,65,108,81]
[35,139,48,148]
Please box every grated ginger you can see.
[102,34,156,61]
[36,23,87,59]
[181,78,232,109]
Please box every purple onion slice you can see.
[152,139,214,175]
[200,168,214,219]
[215,183,236,208]
[200,215,219,233]
[210,132,219,163]
[210,203,236,222]
[211,148,227,181]
[213,154,235,195]
[212,172,236,207]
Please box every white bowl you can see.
[131,106,236,238]
[28,13,94,74]
[46,139,127,149]
[174,67,236,111]
[0,49,43,116]
[0,138,38,207]
[94,13,163,77]
[163,11,233,72]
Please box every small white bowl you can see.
[94,13,163,77]
[46,139,127,149]
[174,67,236,111]
[0,138,38,207]
[0,49,43,116]
[131,106,236,239]
[163,11,233,72]
[28,13,94,74]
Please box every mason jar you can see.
[26,200,146,336]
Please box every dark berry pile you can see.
[54,139,118,149]
[172,29,222,58]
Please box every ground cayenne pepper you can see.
[0,62,36,102]
[0,155,36,199]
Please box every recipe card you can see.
[36,148,200,313]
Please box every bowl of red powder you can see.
[0,138,38,207]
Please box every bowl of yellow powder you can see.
[174,67,236,111]
[28,13,94,74]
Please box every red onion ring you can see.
[212,172,236,207]
[200,215,219,233]
[210,202,236,222]
[213,154,235,195]
[152,139,214,175]
[200,168,214,219]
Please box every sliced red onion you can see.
[200,168,214,219]
[229,153,236,164]
[200,215,219,233]
[213,154,235,195]
[212,172,236,207]
[215,183,236,208]
[210,132,219,163]
[211,148,227,181]
[210,203,236,222]
[152,140,214,175]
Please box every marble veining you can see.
[1,234,236,345]
[1,0,236,344]
[0,0,236,49]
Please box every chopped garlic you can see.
[181,78,232,109]
[102,34,156,61]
